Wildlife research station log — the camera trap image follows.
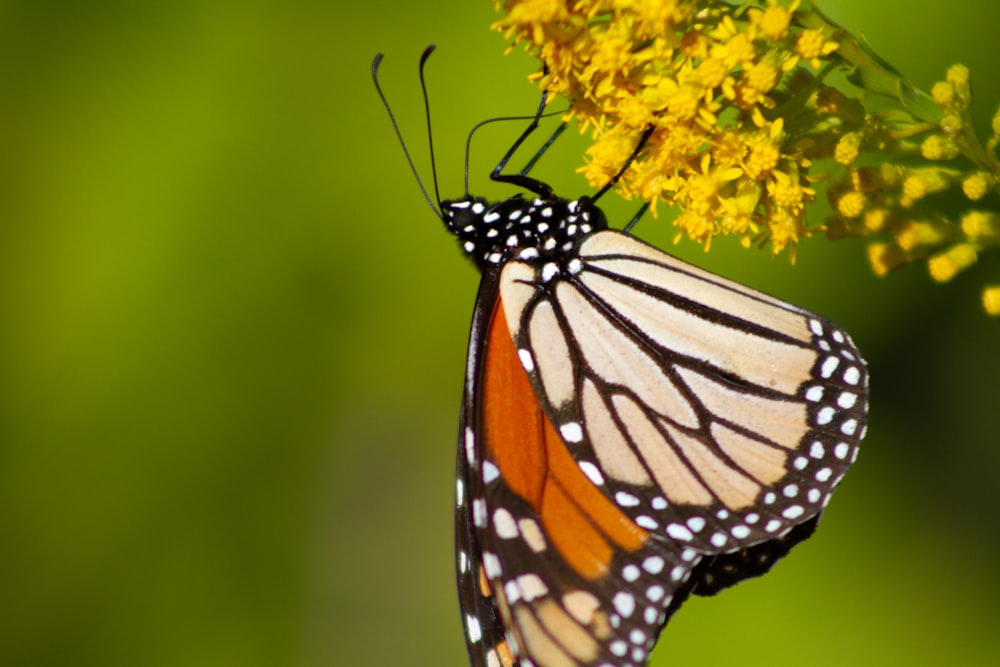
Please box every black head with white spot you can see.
[442,194,608,271]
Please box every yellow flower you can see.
[768,170,810,212]
[494,0,997,314]
[768,208,804,256]
[863,208,890,232]
[867,243,909,276]
[753,1,798,41]
[961,210,999,238]
[946,64,971,92]
[666,82,703,121]
[928,244,977,282]
[901,176,929,205]
[983,286,1000,316]
[895,221,948,251]
[834,132,862,166]
[696,57,728,89]
[931,81,954,106]
[745,141,781,180]
[744,60,779,94]
[962,173,991,201]
[680,154,741,215]
[920,135,960,161]
[794,28,838,69]
[837,192,866,219]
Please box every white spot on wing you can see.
[731,525,751,539]
[465,428,476,465]
[817,407,835,425]
[518,518,547,552]
[636,515,658,530]
[466,615,482,643]
[579,461,605,485]
[666,524,693,541]
[517,348,535,372]
[493,508,519,539]
[782,505,805,519]
[517,573,548,601]
[473,498,487,528]
[615,491,640,507]
[643,556,665,574]
[838,391,858,408]
[482,551,502,578]
[560,422,583,443]
[821,356,840,378]
[613,592,636,618]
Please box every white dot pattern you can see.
[443,196,605,271]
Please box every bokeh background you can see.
[1,1,998,666]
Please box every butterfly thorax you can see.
[441,195,608,272]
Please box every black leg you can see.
[591,126,654,203]
[489,92,556,198]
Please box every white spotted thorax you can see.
[442,195,605,272]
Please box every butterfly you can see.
[374,49,868,667]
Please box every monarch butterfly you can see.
[374,49,868,667]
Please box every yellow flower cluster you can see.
[825,63,1000,315]
[494,0,1000,313]
[493,0,842,256]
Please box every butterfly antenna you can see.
[418,45,443,210]
[488,91,554,198]
[591,125,654,203]
[371,50,443,221]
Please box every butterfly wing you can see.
[499,229,868,570]
[458,230,868,667]
[458,271,703,667]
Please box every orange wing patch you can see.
[482,297,649,580]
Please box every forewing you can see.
[498,230,868,568]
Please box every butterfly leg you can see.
[489,91,559,197]
[623,202,651,233]
[589,126,655,203]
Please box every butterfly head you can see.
[441,194,608,271]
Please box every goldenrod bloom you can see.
[494,0,1000,312]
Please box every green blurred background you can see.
[1,1,998,665]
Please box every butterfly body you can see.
[443,194,606,271]
[445,191,868,667]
